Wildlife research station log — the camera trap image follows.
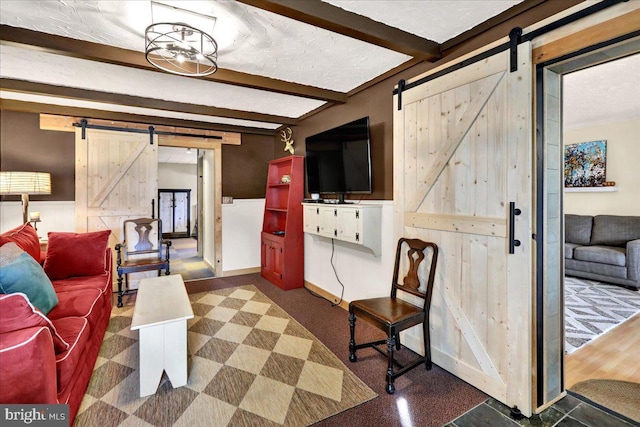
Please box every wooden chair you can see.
[115,218,171,307]
[349,238,438,394]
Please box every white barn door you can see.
[393,43,533,415]
[76,128,158,289]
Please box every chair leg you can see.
[348,313,357,362]
[423,322,432,370]
[395,332,401,350]
[386,335,396,394]
[165,266,170,276]
[117,272,124,308]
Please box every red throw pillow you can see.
[43,230,111,280]
[0,293,69,354]
[0,223,40,263]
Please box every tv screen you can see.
[305,117,372,196]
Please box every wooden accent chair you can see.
[349,238,438,394]
[115,218,171,307]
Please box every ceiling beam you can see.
[0,25,347,104]
[236,0,441,61]
[0,100,278,136]
[1,78,298,125]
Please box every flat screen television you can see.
[305,116,371,203]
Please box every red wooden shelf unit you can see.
[260,155,304,290]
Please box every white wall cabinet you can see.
[302,203,381,256]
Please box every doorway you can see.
[537,37,640,414]
[158,146,215,280]
[159,189,191,239]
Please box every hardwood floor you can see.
[565,311,640,388]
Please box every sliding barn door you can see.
[393,43,533,415]
[76,128,158,288]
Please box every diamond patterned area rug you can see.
[75,285,377,426]
[565,277,640,354]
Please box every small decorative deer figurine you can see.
[281,127,294,155]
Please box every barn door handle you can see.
[509,202,521,254]
[151,199,155,219]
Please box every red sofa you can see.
[0,224,112,423]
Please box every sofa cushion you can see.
[52,272,112,297]
[43,230,110,280]
[574,246,627,267]
[565,214,593,245]
[0,293,69,353]
[47,288,103,331]
[0,223,40,263]
[0,249,59,315]
[51,317,90,395]
[590,215,640,248]
[565,243,580,259]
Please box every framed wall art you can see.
[564,140,607,187]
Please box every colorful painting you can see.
[564,140,607,187]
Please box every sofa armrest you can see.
[0,327,58,403]
[627,239,640,281]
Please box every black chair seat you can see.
[119,258,168,270]
[349,238,438,394]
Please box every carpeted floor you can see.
[186,274,489,427]
[169,238,215,281]
[571,379,640,423]
[76,285,376,426]
[564,276,640,353]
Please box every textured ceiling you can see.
[563,53,640,130]
[324,0,523,43]
[1,1,636,133]
[0,0,525,130]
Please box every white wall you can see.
[0,201,75,238]
[563,119,640,215]
[221,199,264,273]
[304,201,395,302]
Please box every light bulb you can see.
[176,53,186,63]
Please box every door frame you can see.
[535,35,640,408]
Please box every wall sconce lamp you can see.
[0,171,52,224]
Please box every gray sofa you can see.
[565,214,640,290]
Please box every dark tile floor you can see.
[446,394,638,427]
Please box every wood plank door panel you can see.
[393,43,533,415]
[76,128,158,290]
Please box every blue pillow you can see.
[0,252,58,314]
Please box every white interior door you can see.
[393,43,533,415]
[76,128,158,289]
[173,192,189,234]
[159,192,173,234]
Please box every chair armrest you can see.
[627,239,640,281]
[115,241,125,267]
[162,239,171,262]
[0,327,58,404]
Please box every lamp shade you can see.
[0,172,52,195]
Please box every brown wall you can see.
[0,110,75,201]
[1,110,274,200]
[222,133,274,199]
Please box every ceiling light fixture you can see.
[145,1,218,77]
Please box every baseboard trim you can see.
[223,267,261,277]
[304,281,350,310]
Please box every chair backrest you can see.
[122,218,164,260]
[390,238,439,311]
